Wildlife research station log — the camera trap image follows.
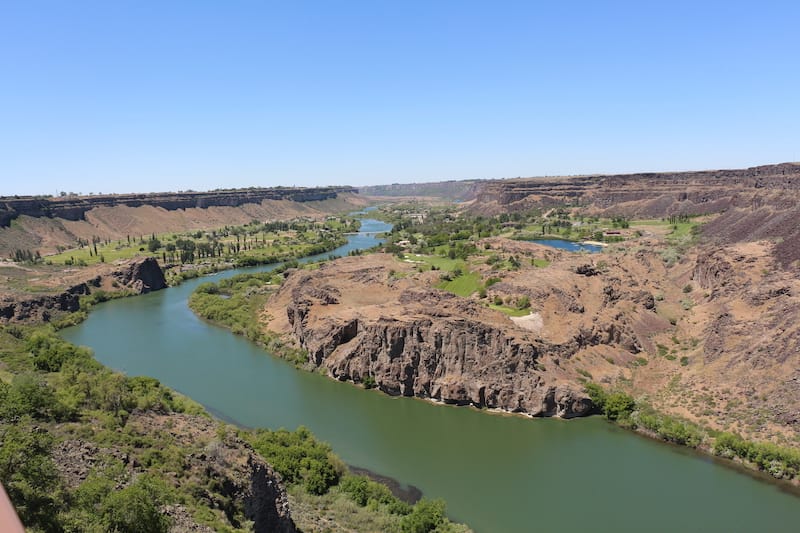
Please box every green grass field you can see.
[436,271,482,297]
[488,304,531,317]
[667,222,698,241]
[45,226,343,267]
[410,254,465,272]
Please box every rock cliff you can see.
[0,256,167,323]
[265,238,800,443]
[268,255,615,418]
[112,256,167,293]
[471,163,800,217]
[0,282,88,323]
[0,186,357,226]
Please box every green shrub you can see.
[340,474,407,512]
[247,426,342,495]
[713,432,800,479]
[0,419,63,531]
[604,392,636,421]
[583,382,606,413]
[0,373,63,422]
[400,498,451,533]
[102,475,172,532]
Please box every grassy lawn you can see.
[412,254,465,272]
[631,219,670,226]
[667,222,698,241]
[489,304,531,317]
[531,258,550,268]
[47,241,159,264]
[437,271,482,297]
[44,225,344,267]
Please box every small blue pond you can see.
[529,239,603,253]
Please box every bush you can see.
[339,474,406,512]
[0,373,63,421]
[102,477,171,532]
[27,330,91,372]
[583,383,635,421]
[400,498,451,533]
[583,382,606,414]
[713,432,800,479]
[604,392,636,421]
[247,426,343,495]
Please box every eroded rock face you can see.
[52,415,295,533]
[0,257,167,323]
[692,250,734,292]
[113,256,167,293]
[0,282,88,323]
[275,256,593,419]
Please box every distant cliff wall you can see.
[0,186,357,227]
[471,163,800,217]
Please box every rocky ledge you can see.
[0,186,357,227]
[0,256,167,323]
[53,412,296,533]
[268,255,594,418]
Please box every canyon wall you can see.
[471,163,800,217]
[0,186,357,227]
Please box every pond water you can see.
[529,238,604,253]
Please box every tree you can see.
[147,238,162,252]
[0,420,63,531]
[101,475,171,533]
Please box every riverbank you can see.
[1,310,470,532]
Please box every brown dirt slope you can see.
[0,193,366,257]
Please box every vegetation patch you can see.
[436,270,482,297]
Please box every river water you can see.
[62,219,800,532]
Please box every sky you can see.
[1,1,798,195]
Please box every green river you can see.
[62,219,800,532]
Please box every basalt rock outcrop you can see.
[0,282,89,323]
[112,256,167,293]
[0,257,167,323]
[270,255,605,418]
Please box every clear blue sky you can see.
[1,1,798,195]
